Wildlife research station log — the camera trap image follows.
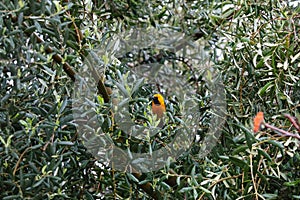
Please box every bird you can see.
[151,94,166,127]
[253,111,264,133]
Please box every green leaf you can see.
[126,173,139,183]
[258,81,274,96]
[160,182,171,190]
[179,187,193,193]
[267,140,284,149]
[232,145,248,155]
[257,148,272,162]
[32,177,45,188]
[200,186,211,194]
[229,156,249,169]
[234,123,256,149]
[3,195,22,200]
[59,96,68,114]
[283,179,300,187]
[115,81,130,97]
[131,78,144,95]
[262,193,278,199]
[84,191,95,200]
[57,141,74,146]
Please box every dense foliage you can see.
[1,0,300,199]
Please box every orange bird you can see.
[151,94,166,126]
[253,112,264,133]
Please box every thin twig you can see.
[250,154,259,200]
[42,133,55,151]
[198,174,242,199]
[283,113,300,132]
[13,147,31,176]
[264,123,300,140]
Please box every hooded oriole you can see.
[151,94,166,127]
